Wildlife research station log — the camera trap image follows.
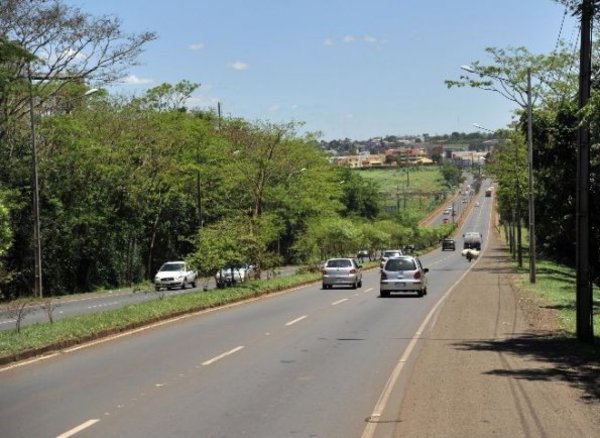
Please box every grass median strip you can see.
[0,272,321,362]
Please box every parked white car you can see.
[154,261,197,291]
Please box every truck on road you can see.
[463,232,482,250]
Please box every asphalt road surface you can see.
[0,187,495,438]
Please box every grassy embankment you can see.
[502,227,599,353]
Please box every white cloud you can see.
[291,104,299,110]
[363,35,378,43]
[121,74,154,85]
[344,113,354,119]
[189,42,205,51]
[229,61,248,70]
[323,38,334,46]
[343,35,356,43]
[268,104,280,112]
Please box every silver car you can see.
[322,258,363,289]
[379,255,428,297]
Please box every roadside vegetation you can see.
[0,1,462,303]
[500,226,600,351]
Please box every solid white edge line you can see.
[56,419,100,438]
[201,346,245,366]
[361,192,493,438]
[285,315,307,326]
[331,298,348,306]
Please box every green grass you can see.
[358,166,449,218]
[0,272,322,360]
[500,226,599,349]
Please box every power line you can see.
[554,5,569,53]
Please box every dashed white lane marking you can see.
[201,346,245,366]
[285,315,308,326]
[362,189,494,438]
[331,298,348,306]
[56,419,99,438]
[364,287,374,293]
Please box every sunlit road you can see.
[1,183,494,438]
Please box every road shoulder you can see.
[392,228,599,437]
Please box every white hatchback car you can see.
[379,255,428,297]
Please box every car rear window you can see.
[326,259,352,268]
[383,251,401,258]
[385,258,417,271]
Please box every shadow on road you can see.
[452,331,600,403]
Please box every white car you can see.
[154,261,197,291]
[380,249,404,268]
[215,264,255,288]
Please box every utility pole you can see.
[576,0,594,342]
[527,68,536,283]
[217,101,222,129]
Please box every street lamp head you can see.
[460,65,476,74]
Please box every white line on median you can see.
[331,298,348,306]
[56,419,99,438]
[285,315,307,326]
[202,346,245,366]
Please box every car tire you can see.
[352,280,357,289]
[155,286,160,291]
[191,280,197,288]
[358,279,362,288]
[181,281,186,290]
[417,290,424,297]
[380,290,390,298]
[423,288,428,295]
[322,284,327,290]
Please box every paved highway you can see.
[1,183,494,438]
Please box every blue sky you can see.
[67,0,579,141]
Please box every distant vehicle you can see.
[322,258,362,289]
[380,249,404,268]
[463,232,482,250]
[215,264,255,288]
[485,187,493,197]
[442,238,456,251]
[379,255,429,297]
[356,250,369,260]
[154,261,197,291]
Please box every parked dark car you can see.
[442,238,456,251]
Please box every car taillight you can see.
[414,271,421,279]
[349,268,356,273]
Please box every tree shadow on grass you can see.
[452,331,600,403]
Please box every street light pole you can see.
[26,75,98,298]
[28,70,43,298]
[463,65,533,277]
